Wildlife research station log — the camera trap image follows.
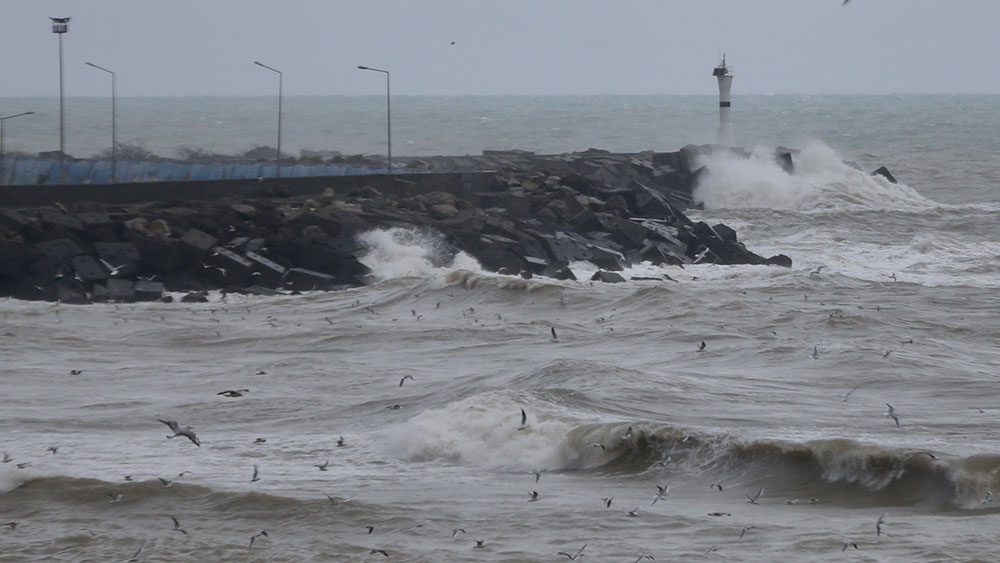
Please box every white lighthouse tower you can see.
[713,54,735,146]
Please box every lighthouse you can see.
[713,54,735,146]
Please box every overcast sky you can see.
[2,0,999,98]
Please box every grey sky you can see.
[2,0,998,98]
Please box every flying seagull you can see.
[698,341,706,352]
[336,435,345,447]
[315,460,329,471]
[602,497,614,508]
[518,408,529,431]
[557,543,587,560]
[369,549,390,557]
[746,487,764,504]
[217,389,249,398]
[248,530,268,548]
[876,513,885,536]
[551,327,558,342]
[451,528,466,538]
[158,419,200,446]
[811,346,820,360]
[886,403,900,428]
[740,525,755,539]
[170,515,188,535]
[652,483,669,505]
[529,491,540,502]
[842,542,859,551]
[126,542,144,562]
[399,375,414,387]
[251,465,260,482]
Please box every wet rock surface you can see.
[0,146,796,303]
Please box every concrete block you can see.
[35,238,84,261]
[179,228,219,262]
[244,251,286,288]
[107,279,136,302]
[283,267,338,291]
[38,209,85,232]
[134,280,165,301]
[591,270,626,283]
[71,255,109,281]
[94,242,141,263]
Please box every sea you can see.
[1,95,999,562]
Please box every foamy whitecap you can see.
[357,227,485,281]
[693,141,936,212]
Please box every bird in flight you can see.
[248,530,268,548]
[746,487,764,504]
[557,543,587,560]
[886,403,900,428]
[399,375,414,387]
[158,419,200,446]
[518,408,529,431]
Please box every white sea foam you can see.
[357,227,485,281]
[382,392,584,471]
[693,142,936,212]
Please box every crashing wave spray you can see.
[357,227,484,281]
[692,142,936,211]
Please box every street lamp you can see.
[50,17,70,184]
[357,65,391,174]
[85,62,116,183]
[0,111,35,186]
[253,61,282,179]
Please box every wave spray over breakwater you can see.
[2,97,1000,561]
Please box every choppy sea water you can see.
[1,96,1000,562]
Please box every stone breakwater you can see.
[0,145,809,304]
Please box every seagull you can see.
[602,497,614,508]
[217,389,249,398]
[557,543,587,560]
[254,438,266,444]
[107,493,123,503]
[746,487,763,504]
[652,483,669,505]
[248,530,268,548]
[99,258,127,277]
[529,491,540,502]
[126,542,144,562]
[811,346,819,360]
[123,475,133,481]
[551,327,559,342]
[399,375,414,387]
[157,477,175,487]
[882,350,892,359]
[451,528,466,538]
[841,542,858,552]
[336,435,345,447]
[369,549,390,557]
[474,539,486,549]
[621,426,633,441]
[627,507,640,517]
[740,525,754,539]
[531,470,542,483]
[385,404,402,410]
[16,462,30,469]
[809,265,825,277]
[842,383,863,402]
[69,369,82,375]
[364,525,375,534]
[518,408,529,431]
[158,419,200,446]
[170,515,188,535]
[876,513,885,536]
[697,341,706,352]
[590,443,605,450]
[710,482,724,492]
[315,460,329,471]
[634,555,655,563]
[982,490,994,505]
[1,452,11,463]
[1,521,18,530]
[707,512,731,517]
[886,403,900,428]
[47,446,58,455]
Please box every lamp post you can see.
[50,17,70,184]
[253,61,282,179]
[357,65,391,174]
[85,62,116,183]
[0,111,35,186]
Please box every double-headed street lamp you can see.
[85,62,117,183]
[50,17,69,184]
[0,112,35,186]
[253,61,283,179]
[357,65,391,174]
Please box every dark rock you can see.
[765,254,793,267]
[38,208,85,233]
[107,279,136,302]
[541,260,576,280]
[591,270,626,283]
[179,228,219,263]
[0,240,28,278]
[181,291,209,303]
[56,284,90,305]
[71,255,109,281]
[872,166,897,184]
[244,251,286,288]
[36,238,84,261]
[134,280,165,301]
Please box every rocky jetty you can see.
[0,145,795,304]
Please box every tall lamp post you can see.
[0,111,35,186]
[357,65,391,174]
[253,61,282,179]
[85,62,116,183]
[50,17,70,184]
